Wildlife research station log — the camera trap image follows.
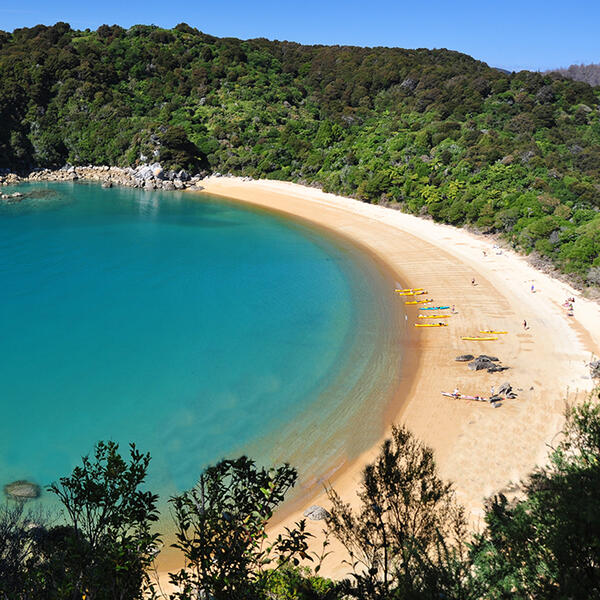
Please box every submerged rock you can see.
[303,505,331,521]
[4,480,41,500]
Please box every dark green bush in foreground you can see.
[1,396,600,598]
[1,23,600,282]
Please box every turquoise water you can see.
[0,182,402,508]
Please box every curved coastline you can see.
[209,194,416,505]
[190,178,600,542]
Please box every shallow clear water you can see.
[0,182,402,507]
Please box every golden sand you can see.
[159,176,600,584]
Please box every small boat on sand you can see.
[405,299,433,305]
[480,330,508,334]
[395,287,424,293]
[420,306,450,311]
[441,392,502,407]
[461,336,498,341]
[397,290,428,296]
[415,323,447,327]
[418,314,450,318]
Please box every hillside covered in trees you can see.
[1,23,599,283]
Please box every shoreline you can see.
[181,176,600,580]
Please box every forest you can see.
[0,22,599,283]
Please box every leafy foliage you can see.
[326,424,479,599]
[169,456,315,600]
[0,23,600,279]
[0,441,160,600]
[471,400,600,598]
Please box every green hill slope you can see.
[1,23,599,283]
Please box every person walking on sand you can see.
[531,283,535,293]
[471,277,476,286]
[523,319,527,330]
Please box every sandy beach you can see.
[159,176,600,585]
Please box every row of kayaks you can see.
[398,285,508,339]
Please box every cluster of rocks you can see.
[455,354,510,373]
[0,163,206,192]
[589,360,600,379]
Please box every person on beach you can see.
[531,283,535,293]
[453,387,460,397]
[471,277,476,286]
[491,386,495,396]
[523,319,527,330]
[451,305,457,314]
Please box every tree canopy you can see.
[1,23,599,280]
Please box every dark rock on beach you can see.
[468,356,495,371]
[455,354,474,362]
[4,480,41,500]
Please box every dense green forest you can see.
[1,23,599,282]
[3,398,600,599]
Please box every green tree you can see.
[326,425,478,599]
[472,400,600,598]
[169,456,315,600]
[46,441,160,600]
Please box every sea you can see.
[0,181,404,512]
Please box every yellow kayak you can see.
[461,336,498,341]
[418,314,450,318]
[405,299,433,305]
[415,323,448,327]
[480,330,508,334]
[395,287,424,293]
[397,290,428,296]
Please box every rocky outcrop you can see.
[589,360,600,379]
[0,164,206,193]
